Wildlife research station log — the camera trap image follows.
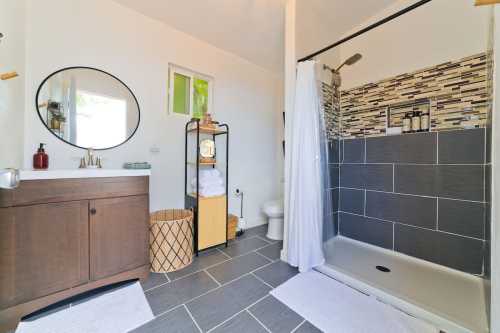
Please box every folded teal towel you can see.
[123,162,152,169]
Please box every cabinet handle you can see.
[90,208,97,215]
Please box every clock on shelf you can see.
[200,139,216,164]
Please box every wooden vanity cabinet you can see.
[0,176,150,331]
[90,195,149,280]
[0,201,90,310]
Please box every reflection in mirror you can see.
[36,67,140,150]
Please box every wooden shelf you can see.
[187,126,227,135]
[187,161,217,166]
[188,193,226,199]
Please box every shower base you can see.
[317,236,489,333]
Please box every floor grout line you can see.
[151,303,185,321]
[217,260,277,288]
[148,240,273,289]
[255,235,275,244]
[216,247,232,259]
[205,294,270,333]
[184,304,203,333]
[253,249,275,262]
[152,259,277,319]
[246,309,272,333]
[204,269,222,287]
[251,272,275,289]
[290,319,306,333]
[164,272,170,283]
[143,279,171,293]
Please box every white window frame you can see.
[168,64,214,118]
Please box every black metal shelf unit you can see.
[184,118,229,255]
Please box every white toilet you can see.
[262,200,284,240]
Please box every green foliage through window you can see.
[193,78,209,119]
[173,73,190,115]
[170,66,211,118]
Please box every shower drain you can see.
[375,265,391,273]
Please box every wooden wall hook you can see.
[0,72,19,80]
[475,0,500,6]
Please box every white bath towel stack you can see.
[192,169,225,197]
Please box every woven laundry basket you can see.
[149,209,194,273]
[228,214,238,240]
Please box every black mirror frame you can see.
[35,66,141,151]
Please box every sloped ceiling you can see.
[113,0,401,73]
[112,0,286,73]
[296,0,400,60]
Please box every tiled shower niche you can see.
[323,52,490,139]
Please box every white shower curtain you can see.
[285,60,326,272]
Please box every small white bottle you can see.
[402,113,411,133]
[411,111,421,132]
[420,111,430,132]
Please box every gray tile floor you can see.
[134,225,323,333]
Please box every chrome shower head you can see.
[336,53,362,71]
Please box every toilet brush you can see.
[235,189,245,236]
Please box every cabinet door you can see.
[198,195,227,250]
[0,201,89,310]
[90,195,149,280]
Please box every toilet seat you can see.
[263,200,284,217]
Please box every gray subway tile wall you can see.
[335,129,488,275]
[438,199,485,239]
[438,128,485,164]
[437,165,484,201]
[338,213,393,250]
[327,140,341,239]
[339,188,364,214]
[329,165,339,188]
[342,138,365,163]
[395,165,484,201]
[366,132,437,164]
[365,191,437,229]
[340,164,393,191]
[394,224,484,274]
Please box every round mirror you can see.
[36,67,140,150]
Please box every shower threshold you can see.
[317,236,489,333]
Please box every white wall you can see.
[0,0,25,169]
[336,0,490,89]
[21,0,282,227]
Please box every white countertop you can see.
[19,169,151,180]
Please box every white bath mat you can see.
[271,271,439,333]
[16,281,154,333]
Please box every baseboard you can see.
[243,218,267,229]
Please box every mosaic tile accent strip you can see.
[335,53,489,138]
[322,82,340,139]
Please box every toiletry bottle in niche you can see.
[411,111,421,132]
[402,113,411,133]
[420,111,430,132]
[33,143,49,170]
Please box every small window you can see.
[169,65,213,118]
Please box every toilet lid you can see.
[263,200,284,213]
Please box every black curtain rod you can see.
[298,0,433,62]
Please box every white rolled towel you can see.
[199,169,221,181]
[199,185,225,197]
[191,177,224,188]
